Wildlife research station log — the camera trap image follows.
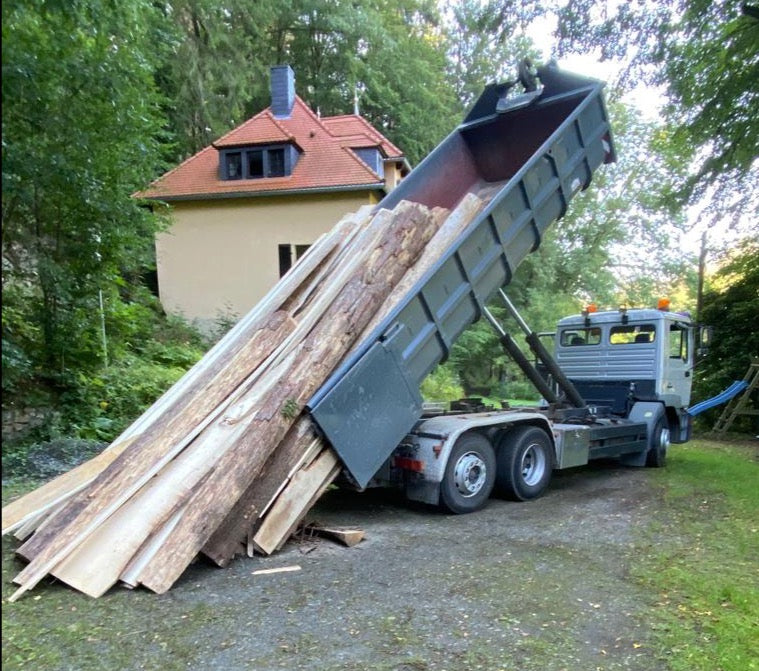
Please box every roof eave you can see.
[135,182,387,203]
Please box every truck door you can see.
[662,321,693,407]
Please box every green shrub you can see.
[62,344,204,443]
[2,279,210,451]
[421,364,465,403]
[495,377,541,402]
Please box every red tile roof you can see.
[137,96,405,201]
[321,115,404,156]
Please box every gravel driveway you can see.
[139,461,665,671]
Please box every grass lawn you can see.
[633,438,759,671]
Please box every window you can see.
[669,324,689,361]
[225,152,242,180]
[268,148,286,177]
[248,150,264,178]
[560,327,602,346]
[609,324,656,345]
[278,243,311,277]
[352,147,382,174]
[221,144,297,180]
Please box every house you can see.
[137,65,409,331]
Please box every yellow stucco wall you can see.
[156,191,376,330]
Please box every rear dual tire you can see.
[439,425,554,513]
[496,426,553,501]
[440,433,496,514]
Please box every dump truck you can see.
[379,298,698,513]
[306,60,702,513]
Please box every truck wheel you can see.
[496,426,553,501]
[440,433,496,514]
[646,417,669,467]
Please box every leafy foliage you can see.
[2,0,170,399]
[694,238,759,432]
[554,0,759,228]
[2,0,749,443]
[420,364,465,403]
[442,0,543,109]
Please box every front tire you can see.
[440,433,496,514]
[496,426,553,501]
[646,417,669,467]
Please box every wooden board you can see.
[251,449,342,555]
[309,526,365,547]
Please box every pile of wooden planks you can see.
[2,192,487,600]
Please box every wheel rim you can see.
[453,451,488,497]
[520,443,546,486]
[659,427,671,453]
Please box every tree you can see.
[157,0,460,166]
[554,0,759,230]
[2,0,168,397]
[694,237,759,431]
[154,0,282,160]
[442,0,542,109]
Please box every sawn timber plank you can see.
[251,448,342,555]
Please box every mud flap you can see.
[620,401,665,467]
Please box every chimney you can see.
[270,65,295,118]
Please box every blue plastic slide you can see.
[685,380,749,417]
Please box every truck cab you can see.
[554,306,694,443]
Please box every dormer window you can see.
[227,152,242,179]
[352,147,382,176]
[221,144,298,180]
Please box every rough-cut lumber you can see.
[251,449,341,555]
[201,417,320,566]
[359,191,485,339]
[5,193,490,599]
[309,526,365,547]
[9,200,442,600]
[2,210,366,539]
[14,311,298,566]
[194,193,487,567]
[131,201,444,594]
[35,206,383,590]
[8,210,371,600]
[38,348,302,596]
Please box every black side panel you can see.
[571,379,657,414]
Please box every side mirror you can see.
[696,325,713,359]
